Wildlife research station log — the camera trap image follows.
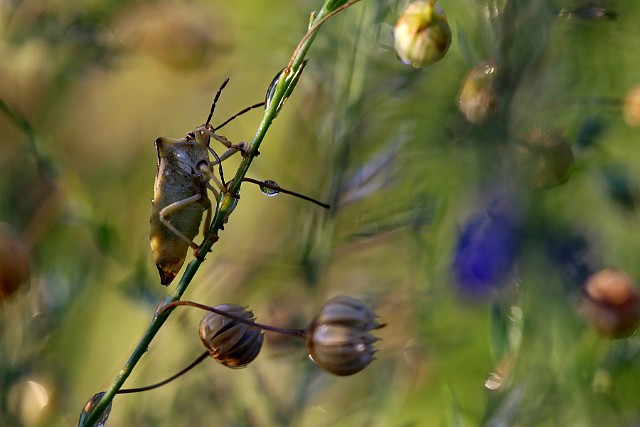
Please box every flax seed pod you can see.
[580,268,640,338]
[305,296,383,376]
[199,305,264,368]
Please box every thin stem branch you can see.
[162,301,307,337]
[242,177,331,209]
[286,0,362,73]
[117,351,210,394]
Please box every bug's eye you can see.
[186,131,195,140]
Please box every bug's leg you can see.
[201,194,213,235]
[159,194,203,250]
[196,157,225,195]
[193,195,214,261]
[217,141,248,161]
[202,128,249,159]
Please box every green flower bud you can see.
[393,1,451,68]
[515,128,574,188]
[199,305,264,368]
[305,296,384,376]
[457,61,499,124]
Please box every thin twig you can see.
[286,0,362,73]
[117,351,210,394]
[162,301,307,337]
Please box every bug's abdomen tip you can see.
[157,265,176,286]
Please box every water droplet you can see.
[78,392,111,427]
[265,68,285,112]
[260,180,280,197]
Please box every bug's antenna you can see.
[213,102,266,132]
[205,78,230,127]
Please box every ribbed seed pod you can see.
[199,305,264,368]
[306,296,383,376]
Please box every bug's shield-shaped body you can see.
[150,136,211,286]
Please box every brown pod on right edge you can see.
[0,223,30,300]
[580,268,640,338]
[199,304,264,368]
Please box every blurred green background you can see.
[2,0,640,425]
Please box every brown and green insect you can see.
[150,79,263,286]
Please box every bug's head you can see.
[191,124,215,148]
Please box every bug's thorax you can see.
[155,136,211,176]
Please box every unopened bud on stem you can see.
[394,0,451,68]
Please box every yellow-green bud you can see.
[394,1,452,68]
[457,61,499,124]
[515,128,574,188]
[623,85,640,127]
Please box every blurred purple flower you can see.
[452,209,521,298]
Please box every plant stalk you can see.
[79,1,361,425]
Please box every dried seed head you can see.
[580,268,640,338]
[393,1,451,68]
[199,305,264,368]
[306,296,383,376]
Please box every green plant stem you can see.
[79,1,361,426]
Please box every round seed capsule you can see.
[457,61,499,125]
[393,1,452,68]
[580,268,640,338]
[305,296,383,376]
[515,128,574,188]
[199,305,264,368]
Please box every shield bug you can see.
[150,79,264,286]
